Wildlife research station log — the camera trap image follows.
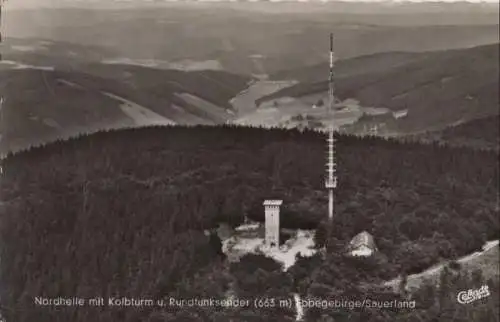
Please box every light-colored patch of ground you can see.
[449,119,467,127]
[384,240,499,293]
[10,45,43,52]
[441,76,454,83]
[57,78,176,126]
[168,59,223,71]
[393,109,408,119]
[101,58,164,68]
[168,104,212,125]
[252,74,270,80]
[293,92,391,116]
[100,58,224,71]
[174,92,229,122]
[461,241,500,280]
[391,92,411,100]
[57,78,191,126]
[56,79,85,90]
[102,91,176,126]
[230,80,299,116]
[0,60,54,71]
[222,222,317,271]
[42,118,61,129]
[250,55,268,80]
[232,84,390,130]
[234,96,383,130]
[362,106,391,116]
[294,293,304,321]
[233,106,294,128]
[37,40,53,46]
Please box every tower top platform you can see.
[263,200,283,206]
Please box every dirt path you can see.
[294,240,499,321]
[384,240,499,291]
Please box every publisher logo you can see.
[457,285,490,304]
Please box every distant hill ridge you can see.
[258,43,499,133]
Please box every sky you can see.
[3,0,499,9]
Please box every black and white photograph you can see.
[0,0,498,321]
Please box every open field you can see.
[230,80,299,116]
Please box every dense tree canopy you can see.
[0,125,498,321]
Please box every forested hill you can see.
[439,115,499,147]
[0,66,251,154]
[270,51,426,83]
[0,125,498,322]
[410,115,500,151]
[257,44,499,133]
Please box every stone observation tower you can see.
[263,200,282,249]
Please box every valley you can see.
[4,41,498,154]
[1,3,498,148]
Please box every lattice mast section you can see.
[325,33,338,223]
[0,1,6,172]
[0,0,5,61]
[0,0,5,132]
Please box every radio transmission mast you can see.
[325,33,338,224]
[0,0,6,176]
[0,0,6,162]
[1,0,5,112]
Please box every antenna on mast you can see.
[0,0,5,61]
[325,33,337,225]
[329,33,334,113]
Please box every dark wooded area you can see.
[0,125,498,321]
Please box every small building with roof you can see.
[346,231,378,257]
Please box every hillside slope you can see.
[439,115,499,147]
[259,44,499,133]
[0,65,251,154]
[270,51,427,83]
[408,115,500,150]
[0,69,133,154]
